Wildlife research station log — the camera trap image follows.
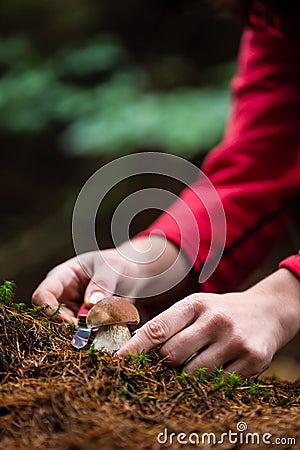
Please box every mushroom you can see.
[86,296,140,353]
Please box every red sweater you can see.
[140,14,300,292]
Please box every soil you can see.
[0,303,299,450]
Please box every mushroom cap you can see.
[86,295,140,328]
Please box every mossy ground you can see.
[0,297,299,450]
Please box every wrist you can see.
[247,268,300,352]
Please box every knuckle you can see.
[31,287,47,304]
[251,347,268,364]
[46,264,63,277]
[224,333,270,372]
[31,289,39,303]
[243,345,269,371]
[159,345,177,364]
[183,294,206,318]
[143,318,169,344]
[208,311,234,332]
[230,332,247,349]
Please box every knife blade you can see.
[71,303,91,349]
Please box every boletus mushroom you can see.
[86,295,140,353]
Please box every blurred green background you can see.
[0,0,242,301]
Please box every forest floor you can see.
[0,302,299,450]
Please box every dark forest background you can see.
[0,0,242,301]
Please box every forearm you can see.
[138,22,300,294]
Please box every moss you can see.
[0,302,299,450]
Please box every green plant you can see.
[177,369,187,387]
[197,367,209,384]
[207,366,227,393]
[249,383,262,398]
[42,318,50,328]
[211,366,224,383]
[137,351,152,366]
[66,322,76,332]
[124,352,134,364]
[49,303,66,318]
[262,390,273,401]
[87,343,98,364]
[13,302,27,313]
[26,305,49,316]
[0,280,16,305]
[226,372,243,388]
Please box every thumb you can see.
[84,277,117,308]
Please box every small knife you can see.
[71,303,92,349]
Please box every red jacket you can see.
[140,12,300,292]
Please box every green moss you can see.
[0,280,16,305]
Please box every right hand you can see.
[32,236,193,324]
[32,247,141,325]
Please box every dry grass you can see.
[0,303,299,450]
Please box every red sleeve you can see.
[139,17,300,293]
[279,252,300,280]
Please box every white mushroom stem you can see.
[92,324,131,353]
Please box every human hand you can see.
[117,269,300,377]
[31,248,138,325]
[32,236,191,324]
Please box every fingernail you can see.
[89,292,106,305]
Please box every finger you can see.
[116,296,200,357]
[32,278,77,323]
[32,275,65,310]
[84,276,136,307]
[224,358,269,378]
[32,283,58,310]
[53,306,78,325]
[83,251,125,307]
[184,349,223,375]
[32,289,77,324]
[84,270,118,308]
[159,307,239,367]
[32,258,90,319]
[183,341,241,374]
[223,360,256,378]
[159,320,211,366]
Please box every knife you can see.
[71,303,92,349]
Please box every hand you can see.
[32,248,136,325]
[32,236,193,324]
[117,269,300,378]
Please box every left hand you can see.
[117,269,300,378]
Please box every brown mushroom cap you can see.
[86,295,140,328]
